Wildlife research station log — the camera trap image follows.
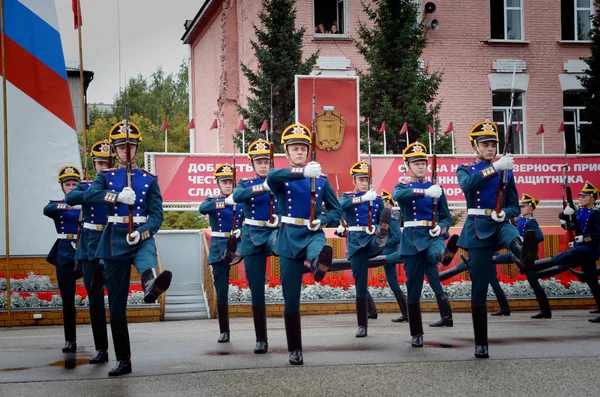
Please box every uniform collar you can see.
[409,176,428,183]
[118,162,138,170]
[522,213,532,219]
[475,157,493,164]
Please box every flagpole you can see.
[270,84,274,143]
[542,134,545,155]
[451,131,455,154]
[428,131,432,155]
[406,129,410,146]
[383,130,387,155]
[1,0,12,326]
[75,0,88,178]
[164,128,168,152]
[217,120,221,154]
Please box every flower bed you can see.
[0,273,53,292]
[227,273,593,302]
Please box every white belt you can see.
[244,219,275,227]
[83,222,105,231]
[467,209,493,216]
[107,216,148,224]
[404,220,432,227]
[347,226,369,232]
[281,216,311,226]
[212,231,231,238]
[57,233,77,240]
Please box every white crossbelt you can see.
[57,233,77,239]
[281,216,311,226]
[107,216,148,224]
[347,226,370,232]
[83,223,105,231]
[404,220,432,227]
[244,219,270,227]
[467,209,493,216]
[212,231,231,238]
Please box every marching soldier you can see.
[338,161,392,337]
[199,164,244,343]
[457,119,537,359]
[266,123,342,365]
[231,138,278,353]
[393,142,458,348]
[85,121,172,376]
[525,181,600,323]
[65,140,115,364]
[43,165,82,357]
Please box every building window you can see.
[314,0,347,37]
[492,91,525,154]
[562,0,593,41]
[490,0,524,40]
[563,91,590,153]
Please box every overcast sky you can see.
[55,0,202,104]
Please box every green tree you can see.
[355,0,447,155]
[237,0,319,151]
[161,211,209,230]
[578,1,600,153]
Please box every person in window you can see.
[317,23,326,34]
[330,23,338,34]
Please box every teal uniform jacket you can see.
[43,200,79,266]
[392,179,451,256]
[84,167,163,261]
[266,168,342,259]
[199,197,244,264]
[383,212,402,256]
[339,192,385,259]
[65,181,108,262]
[456,161,519,248]
[559,207,600,257]
[232,176,278,257]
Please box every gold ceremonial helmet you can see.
[468,119,499,146]
[519,193,540,210]
[214,163,234,181]
[247,138,272,161]
[108,120,143,146]
[57,165,82,184]
[402,141,428,163]
[381,189,396,206]
[281,123,311,147]
[580,180,600,199]
[90,139,116,162]
[350,160,370,177]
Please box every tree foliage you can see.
[237,0,319,151]
[355,0,449,154]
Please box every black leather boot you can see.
[531,311,552,319]
[312,245,333,282]
[284,311,303,365]
[589,316,600,323]
[407,302,423,347]
[89,350,109,364]
[439,259,469,282]
[538,266,567,279]
[108,360,132,376]
[509,236,526,273]
[108,319,132,376]
[252,305,268,354]
[429,293,453,327]
[439,234,459,266]
[355,296,368,337]
[62,340,77,353]
[141,268,172,304]
[490,289,510,316]
[472,305,489,358]
[375,208,392,247]
[217,304,230,343]
[569,268,586,283]
[366,291,378,319]
[391,290,408,323]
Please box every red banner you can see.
[150,154,600,203]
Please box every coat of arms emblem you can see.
[315,108,346,152]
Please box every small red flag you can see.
[259,120,269,133]
[379,122,386,134]
[187,119,195,130]
[444,122,454,135]
[160,118,168,131]
[237,119,245,131]
[400,122,408,134]
[72,0,83,29]
[557,122,565,134]
[209,119,218,130]
[536,124,545,136]
[428,124,434,136]
[516,121,522,132]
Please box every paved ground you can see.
[1,309,599,396]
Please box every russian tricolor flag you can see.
[1,0,82,256]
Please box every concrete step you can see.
[164,311,208,321]
[165,295,204,305]
[167,282,203,295]
[165,303,206,314]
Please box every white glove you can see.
[126,231,140,245]
[361,189,377,202]
[563,206,575,216]
[303,162,322,178]
[232,229,242,239]
[224,195,235,205]
[425,185,442,199]
[117,187,136,205]
[71,241,77,250]
[307,219,321,231]
[491,210,506,223]
[336,224,346,235]
[568,241,574,248]
[493,154,514,171]
[560,219,567,230]
[70,205,82,210]
[429,225,441,237]
[575,235,584,243]
[365,225,375,235]
[266,214,279,228]
[262,181,271,191]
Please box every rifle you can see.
[562,151,581,241]
[125,103,134,241]
[269,141,276,223]
[309,78,317,223]
[431,122,437,229]
[335,174,347,237]
[232,136,238,232]
[494,61,517,215]
[367,118,373,231]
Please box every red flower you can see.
[35,291,53,301]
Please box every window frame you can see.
[490,0,525,41]
[575,0,594,41]
[563,92,590,153]
[492,90,527,155]
[313,0,349,39]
